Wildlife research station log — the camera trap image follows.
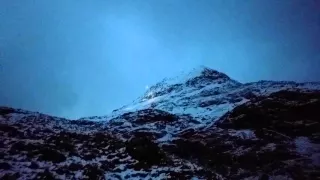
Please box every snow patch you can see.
[229,129,257,140]
[294,137,313,155]
[261,143,276,151]
[157,133,173,142]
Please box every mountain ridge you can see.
[1,67,320,179]
[79,66,320,124]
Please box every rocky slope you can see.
[81,67,320,124]
[1,67,320,180]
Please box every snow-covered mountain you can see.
[81,66,320,124]
[1,66,320,180]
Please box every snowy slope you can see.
[1,66,320,179]
[80,66,320,124]
[1,88,320,179]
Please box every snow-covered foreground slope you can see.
[1,89,320,179]
[1,66,320,179]
[81,66,320,124]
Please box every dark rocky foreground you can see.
[0,90,320,180]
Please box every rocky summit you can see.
[1,66,320,180]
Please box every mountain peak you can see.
[189,65,217,73]
[157,66,232,87]
[192,66,230,79]
[138,66,239,103]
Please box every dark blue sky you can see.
[0,0,319,118]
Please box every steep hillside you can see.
[1,67,320,180]
[81,66,320,124]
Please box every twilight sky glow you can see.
[0,0,319,118]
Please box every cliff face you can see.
[1,67,320,179]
